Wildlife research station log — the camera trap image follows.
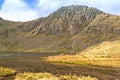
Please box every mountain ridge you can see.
[0,5,120,53]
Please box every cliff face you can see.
[0,5,120,53]
[18,5,103,35]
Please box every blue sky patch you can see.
[22,0,39,9]
[0,0,5,10]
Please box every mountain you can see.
[0,5,120,53]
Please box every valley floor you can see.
[0,52,120,80]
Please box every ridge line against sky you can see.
[0,0,120,22]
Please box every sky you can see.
[0,0,120,22]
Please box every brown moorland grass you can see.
[0,67,97,80]
[15,72,97,80]
[0,67,16,77]
[0,67,16,80]
[46,55,120,68]
[46,40,120,68]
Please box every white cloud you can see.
[0,0,120,21]
[0,0,38,21]
[37,0,63,17]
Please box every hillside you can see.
[0,5,120,53]
[79,40,120,58]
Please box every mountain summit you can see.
[0,5,120,53]
[29,5,104,35]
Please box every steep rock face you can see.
[32,5,104,34]
[1,5,120,53]
[82,14,120,35]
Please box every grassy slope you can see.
[0,20,20,29]
[46,40,120,67]
[80,40,120,57]
[0,19,21,51]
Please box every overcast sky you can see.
[0,0,120,22]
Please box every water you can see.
[0,52,33,59]
[0,52,57,61]
[0,52,58,72]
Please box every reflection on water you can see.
[0,52,57,60]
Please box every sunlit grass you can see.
[46,40,120,68]
[0,67,16,77]
[15,72,97,80]
[0,67,97,80]
[15,72,57,80]
[46,54,120,68]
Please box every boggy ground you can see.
[0,52,120,80]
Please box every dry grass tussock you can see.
[0,67,97,80]
[0,67,16,80]
[0,67,16,77]
[15,72,97,80]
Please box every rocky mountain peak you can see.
[29,5,105,35]
[51,5,104,18]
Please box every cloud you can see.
[87,0,120,15]
[0,0,38,21]
[37,0,63,17]
[37,0,120,17]
[0,0,120,21]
